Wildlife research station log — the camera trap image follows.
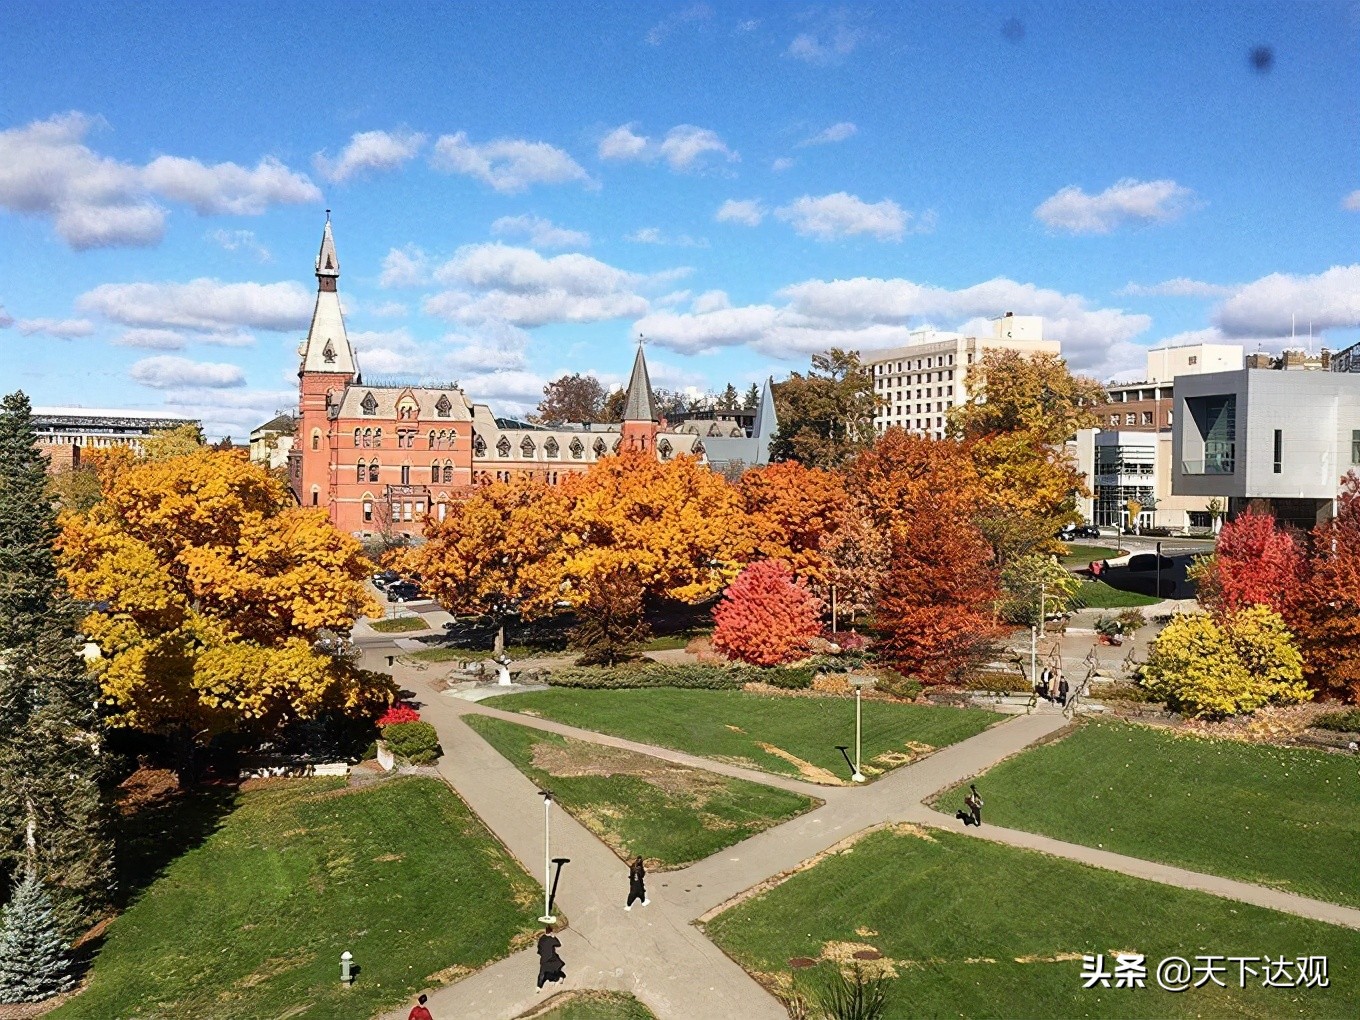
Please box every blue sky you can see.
[2,1,1357,438]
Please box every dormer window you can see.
[360,392,378,415]
[520,436,536,457]
[474,434,487,457]
[658,438,673,460]
[436,394,452,418]
[593,437,607,456]
[496,436,511,457]
[544,437,559,458]
[322,340,337,364]
[570,437,584,459]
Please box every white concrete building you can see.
[249,414,296,470]
[865,313,1059,439]
[32,407,199,453]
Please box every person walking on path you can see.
[969,783,984,826]
[1037,666,1052,701]
[1058,674,1070,706]
[408,993,434,1020]
[625,856,649,910]
[536,926,566,992]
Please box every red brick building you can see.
[289,219,703,536]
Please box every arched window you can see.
[442,463,452,483]
[311,429,321,451]
[362,428,372,448]
[368,460,379,482]
[445,430,455,449]
[373,428,383,447]
[356,459,365,482]
[497,436,511,457]
[428,430,436,449]
[310,485,319,505]
[401,464,411,485]
[430,463,440,483]
[353,428,361,447]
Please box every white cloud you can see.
[314,128,425,183]
[645,3,712,45]
[1119,278,1237,299]
[1343,190,1360,212]
[1035,178,1196,234]
[424,243,679,328]
[16,317,95,339]
[799,122,857,146]
[368,301,409,318]
[771,157,795,173]
[775,192,912,241]
[787,19,864,64]
[633,273,1151,379]
[379,245,430,288]
[430,131,594,194]
[1214,265,1360,338]
[715,198,765,226]
[0,112,318,250]
[158,386,298,440]
[491,213,590,248]
[692,290,731,313]
[113,328,186,350]
[208,228,272,262]
[141,155,319,215]
[598,124,651,161]
[598,124,737,172]
[79,278,312,332]
[625,226,708,247]
[129,355,245,389]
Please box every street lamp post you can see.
[1155,540,1163,602]
[538,790,557,924]
[847,676,875,783]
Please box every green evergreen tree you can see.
[0,392,113,933]
[0,871,76,1002]
[742,383,760,410]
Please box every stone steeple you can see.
[622,341,658,423]
[298,213,357,377]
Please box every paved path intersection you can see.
[378,679,1360,1020]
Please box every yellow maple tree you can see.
[737,460,846,583]
[58,448,387,748]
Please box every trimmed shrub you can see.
[547,663,757,690]
[761,666,815,690]
[1313,709,1360,733]
[805,653,866,674]
[873,667,923,700]
[962,670,1030,694]
[381,721,442,765]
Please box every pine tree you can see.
[0,871,76,1002]
[743,383,760,411]
[0,392,113,933]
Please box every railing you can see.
[1180,458,1235,475]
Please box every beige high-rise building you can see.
[864,313,1059,439]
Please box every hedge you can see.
[1313,709,1360,733]
[381,721,442,765]
[546,663,756,689]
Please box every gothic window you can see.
[436,394,452,418]
[544,437,559,458]
[401,464,411,485]
[311,487,319,505]
[593,437,607,457]
[569,437,584,459]
[658,439,673,460]
[496,436,511,457]
[520,436,536,456]
[361,392,377,415]
[311,429,320,451]
[322,340,336,364]
[373,428,383,447]
[473,434,486,457]
[362,428,372,448]
[353,428,361,447]
[369,460,379,482]
[428,430,436,449]
[693,441,705,457]
[442,464,452,483]
[431,463,440,483]
[356,459,365,482]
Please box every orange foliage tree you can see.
[738,460,846,583]
[58,449,388,758]
[1294,474,1360,701]
[816,505,890,626]
[712,560,823,666]
[847,428,982,536]
[1192,509,1306,618]
[874,507,1002,686]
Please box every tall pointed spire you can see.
[299,215,356,377]
[622,338,657,423]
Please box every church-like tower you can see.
[295,215,357,510]
[621,342,661,453]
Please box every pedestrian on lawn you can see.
[969,783,983,826]
[408,993,433,1020]
[625,855,649,910]
[536,925,566,991]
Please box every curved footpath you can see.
[378,678,1360,1020]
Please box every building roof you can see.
[32,406,196,423]
[316,216,339,277]
[251,413,296,436]
[332,385,474,422]
[299,218,357,376]
[622,344,658,423]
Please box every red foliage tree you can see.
[712,560,824,666]
[875,509,1002,686]
[1294,473,1360,702]
[1195,509,1306,617]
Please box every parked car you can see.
[1127,553,1175,573]
[1072,525,1102,540]
[386,581,424,602]
[372,569,400,589]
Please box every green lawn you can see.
[1059,544,1120,566]
[486,688,1002,785]
[944,719,1360,908]
[466,715,815,869]
[369,615,429,633]
[705,826,1359,1019]
[56,777,539,1020]
[1074,579,1162,608]
[522,989,656,1019]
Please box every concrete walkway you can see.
[377,663,1360,1020]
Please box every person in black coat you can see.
[968,783,984,826]
[625,856,649,910]
[535,926,565,991]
